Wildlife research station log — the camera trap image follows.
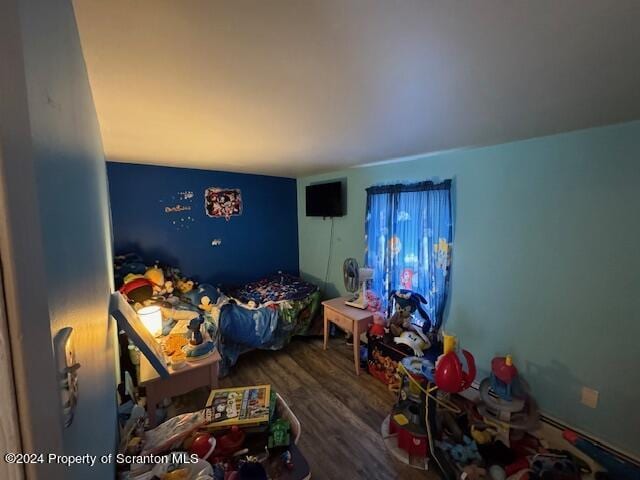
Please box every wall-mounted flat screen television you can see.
[305,181,344,217]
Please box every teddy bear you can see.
[389,302,413,336]
[388,289,431,337]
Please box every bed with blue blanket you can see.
[114,255,321,376]
[216,273,322,374]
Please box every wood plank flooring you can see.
[217,337,440,480]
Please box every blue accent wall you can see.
[107,162,299,286]
[297,121,640,457]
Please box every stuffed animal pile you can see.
[114,253,221,324]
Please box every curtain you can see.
[364,180,452,332]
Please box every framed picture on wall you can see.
[204,187,242,221]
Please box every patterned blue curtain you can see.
[364,180,452,331]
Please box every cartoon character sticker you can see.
[205,187,242,221]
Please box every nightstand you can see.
[322,297,373,375]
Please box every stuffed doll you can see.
[388,289,431,336]
[369,312,386,337]
[388,303,413,336]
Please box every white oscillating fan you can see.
[343,258,373,309]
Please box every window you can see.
[365,180,452,331]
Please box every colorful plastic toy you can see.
[387,357,434,464]
[434,349,476,393]
[394,331,430,357]
[478,355,539,446]
[183,315,215,358]
[212,425,246,457]
[491,355,518,401]
[563,430,640,480]
[268,418,291,448]
[189,432,217,460]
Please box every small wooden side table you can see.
[322,297,373,375]
[140,349,221,427]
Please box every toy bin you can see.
[275,392,301,445]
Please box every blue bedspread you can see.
[217,289,321,376]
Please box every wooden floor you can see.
[217,337,440,480]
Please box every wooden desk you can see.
[140,349,221,427]
[322,297,373,375]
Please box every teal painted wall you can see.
[297,121,640,457]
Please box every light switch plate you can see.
[54,327,79,427]
[581,386,599,408]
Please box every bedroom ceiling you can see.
[73,0,640,177]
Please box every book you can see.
[205,385,271,427]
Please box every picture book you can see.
[205,385,271,427]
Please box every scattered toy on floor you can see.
[436,435,482,465]
[563,430,640,480]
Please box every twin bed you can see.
[216,273,321,374]
[114,254,322,375]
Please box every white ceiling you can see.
[73,0,640,178]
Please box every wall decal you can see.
[205,187,242,221]
[164,204,191,213]
[159,190,196,231]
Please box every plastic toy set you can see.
[371,288,640,480]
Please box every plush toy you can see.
[388,289,431,336]
[389,289,431,337]
[389,306,412,336]
[436,435,482,465]
[144,266,165,290]
[199,296,214,312]
[119,276,154,303]
[176,278,195,294]
[186,284,220,310]
[114,253,147,288]
[369,313,386,337]
[394,331,430,356]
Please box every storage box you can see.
[275,392,301,445]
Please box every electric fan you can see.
[343,258,373,309]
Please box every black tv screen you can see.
[306,181,344,217]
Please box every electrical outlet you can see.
[581,386,599,408]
